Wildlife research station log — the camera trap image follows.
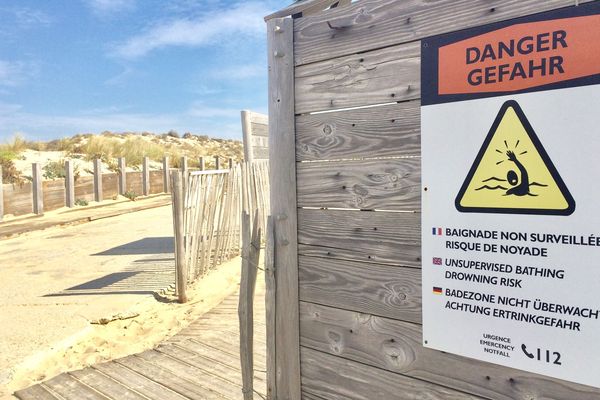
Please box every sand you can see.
[0,205,243,398]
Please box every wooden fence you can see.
[265,1,600,400]
[0,155,233,221]
[171,160,269,301]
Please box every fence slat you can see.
[239,211,261,400]
[171,170,187,303]
[265,215,276,400]
[32,163,43,215]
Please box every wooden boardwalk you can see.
[14,283,266,400]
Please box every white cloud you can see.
[85,0,135,16]
[186,102,240,119]
[0,60,37,87]
[208,64,265,81]
[111,2,268,60]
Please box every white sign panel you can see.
[421,3,600,388]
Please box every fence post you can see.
[215,155,220,170]
[32,163,44,215]
[65,160,75,207]
[0,166,3,221]
[171,170,187,303]
[93,159,102,202]
[163,156,170,193]
[118,157,126,195]
[229,157,234,169]
[239,210,261,400]
[198,156,205,171]
[267,16,301,398]
[142,156,150,196]
[241,110,254,163]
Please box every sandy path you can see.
[0,205,242,398]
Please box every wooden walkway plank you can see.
[13,384,61,400]
[92,362,187,400]
[136,349,243,399]
[41,374,108,400]
[69,368,148,400]
[115,354,221,400]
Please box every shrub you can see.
[75,198,88,206]
[183,132,193,139]
[0,156,24,184]
[124,191,138,201]
[167,130,179,138]
[42,160,66,179]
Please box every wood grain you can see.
[300,346,484,400]
[299,256,422,323]
[298,208,420,267]
[69,368,147,400]
[14,384,60,400]
[297,158,421,210]
[150,171,164,194]
[42,373,106,400]
[299,302,600,400]
[295,42,420,114]
[42,179,65,211]
[293,0,595,66]
[101,173,118,200]
[2,182,33,216]
[125,172,143,195]
[296,101,420,161]
[74,176,94,203]
[268,17,301,400]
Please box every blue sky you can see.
[0,0,283,141]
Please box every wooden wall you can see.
[271,0,600,399]
[2,183,33,216]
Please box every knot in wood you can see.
[322,124,333,136]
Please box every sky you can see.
[0,0,284,141]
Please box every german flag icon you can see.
[433,287,443,295]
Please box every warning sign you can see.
[455,100,575,215]
[421,2,600,389]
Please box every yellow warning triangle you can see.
[456,100,575,215]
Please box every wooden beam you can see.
[267,17,301,400]
[117,157,126,195]
[65,160,75,208]
[198,156,205,171]
[214,155,220,170]
[171,170,187,303]
[93,159,102,202]
[32,163,43,215]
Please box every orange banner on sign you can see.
[438,15,600,95]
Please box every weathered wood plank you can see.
[293,0,595,66]
[93,159,102,202]
[2,182,33,216]
[42,179,65,212]
[65,160,75,207]
[69,368,147,400]
[299,302,600,400]
[264,216,276,400]
[42,374,106,400]
[265,0,345,21]
[116,354,216,400]
[125,172,143,195]
[296,101,420,161]
[297,158,421,210]
[93,362,187,400]
[300,346,484,400]
[268,16,302,400]
[299,256,421,323]
[101,173,118,200]
[298,208,421,267]
[295,42,420,114]
[32,163,43,215]
[137,350,243,399]
[117,157,126,195]
[13,384,60,400]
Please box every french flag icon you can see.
[432,227,443,235]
